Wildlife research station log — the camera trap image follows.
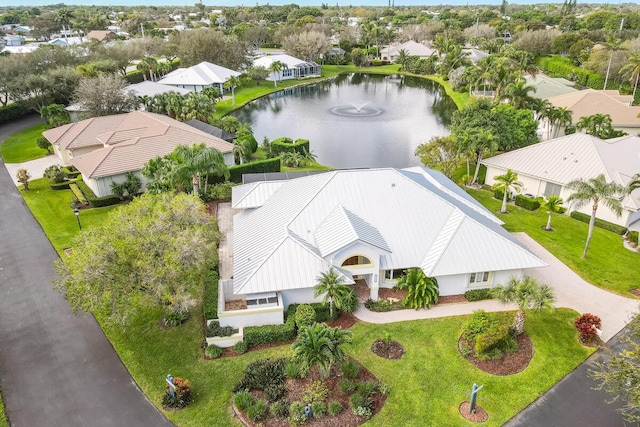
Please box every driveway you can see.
[0,115,173,427]
[4,155,61,185]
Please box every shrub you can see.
[475,323,512,354]
[288,402,306,425]
[357,381,377,398]
[204,269,218,320]
[462,310,493,340]
[0,102,30,125]
[36,135,52,153]
[364,298,392,312]
[206,321,237,338]
[378,382,391,396]
[244,318,296,347]
[339,379,358,395]
[285,357,308,379]
[328,400,343,416]
[350,393,373,416]
[204,182,234,201]
[44,165,66,183]
[162,376,192,408]
[234,358,286,392]
[162,309,190,327]
[288,302,337,322]
[570,211,627,235]
[371,59,391,66]
[303,380,329,404]
[628,231,639,244]
[232,340,248,354]
[61,166,81,178]
[69,183,88,205]
[246,399,268,421]
[464,289,494,302]
[270,137,310,156]
[234,390,254,411]
[270,400,289,418]
[494,188,506,201]
[265,384,285,402]
[515,194,541,211]
[205,344,223,359]
[295,304,316,328]
[76,181,121,207]
[312,401,327,418]
[575,313,602,343]
[341,359,361,379]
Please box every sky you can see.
[5,0,606,7]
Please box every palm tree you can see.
[223,76,241,106]
[541,195,564,231]
[395,268,439,309]
[627,173,640,194]
[493,276,555,335]
[550,107,573,139]
[173,143,229,194]
[602,36,625,91]
[502,78,537,109]
[137,56,159,81]
[314,268,353,319]
[492,169,523,213]
[291,323,352,380]
[619,51,640,103]
[395,48,409,70]
[470,129,498,185]
[567,174,625,259]
[268,61,285,88]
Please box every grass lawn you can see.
[20,178,118,254]
[0,122,48,163]
[101,305,590,427]
[468,188,640,296]
[0,391,8,427]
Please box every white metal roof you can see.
[253,54,315,69]
[231,168,545,295]
[158,61,240,87]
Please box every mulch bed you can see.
[371,339,405,360]
[458,333,533,376]
[439,295,468,304]
[540,226,555,232]
[236,361,386,427]
[205,200,218,217]
[325,312,358,329]
[459,402,489,423]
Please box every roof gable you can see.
[158,61,240,86]
[548,89,640,126]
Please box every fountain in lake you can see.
[329,102,383,117]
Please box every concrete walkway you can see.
[4,153,60,185]
[0,115,173,427]
[353,232,639,342]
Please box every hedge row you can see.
[514,194,541,211]
[270,137,310,156]
[243,304,297,348]
[537,56,624,91]
[69,183,87,205]
[76,180,121,207]
[464,288,494,302]
[570,211,627,235]
[287,302,337,322]
[124,70,145,84]
[0,103,31,126]
[208,157,281,184]
[50,177,82,190]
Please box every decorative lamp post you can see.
[73,207,82,230]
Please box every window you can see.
[544,182,561,197]
[341,255,372,267]
[246,292,278,307]
[469,272,490,284]
[384,269,407,280]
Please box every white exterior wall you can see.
[436,269,524,296]
[223,152,235,167]
[53,145,71,165]
[218,289,284,328]
[86,171,147,198]
[280,288,324,309]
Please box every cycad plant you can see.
[395,268,439,310]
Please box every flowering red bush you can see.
[575,313,602,343]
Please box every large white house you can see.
[158,61,241,93]
[482,133,640,230]
[253,54,321,81]
[217,167,546,328]
[43,111,235,197]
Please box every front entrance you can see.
[352,274,379,301]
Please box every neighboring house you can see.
[186,119,236,142]
[547,89,640,136]
[523,73,577,100]
[218,167,546,328]
[3,34,24,46]
[462,47,489,64]
[85,30,115,42]
[482,133,640,230]
[253,54,321,81]
[381,40,436,61]
[48,36,87,47]
[158,61,241,93]
[43,111,235,197]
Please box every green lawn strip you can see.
[99,306,288,427]
[0,390,9,427]
[282,161,333,172]
[0,122,48,163]
[468,188,640,296]
[348,309,592,427]
[20,178,117,254]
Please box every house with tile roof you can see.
[547,89,640,136]
[217,167,546,328]
[380,40,437,62]
[253,54,321,81]
[43,111,235,197]
[482,133,640,230]
[158,61,241,93]
[86,30,115,42]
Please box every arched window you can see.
[341,255,372,267]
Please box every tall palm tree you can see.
[627,173,640,194]
[541,195,564,231]
[173,143,229,194]
[395,48,409,70]
[223,75,241,106]
[567,174,625,259]
[137,56,159,81]
[619,51,640,103]
[470,129,498,185]
[551,107,572,139]
[602,36,625,91]
[268,61,285,88]
[492,169,523,213]
[291,323,352,380]
[502,78,537,109]
[314,268,353,319]
[493,276,555,335]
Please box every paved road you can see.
[0,115,173,427]
[505,325,639,427]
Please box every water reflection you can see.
[232,73,456,169]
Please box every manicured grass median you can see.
[0,123,48,163]
[468,188,640,296]
[20,178,117,254]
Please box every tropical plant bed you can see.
[234,362,386,427]
[371,339,404,360]
[458,333,533,376]
[325,312,358,330]
[367,290,468,312]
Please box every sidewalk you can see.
[353,232,639,342]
